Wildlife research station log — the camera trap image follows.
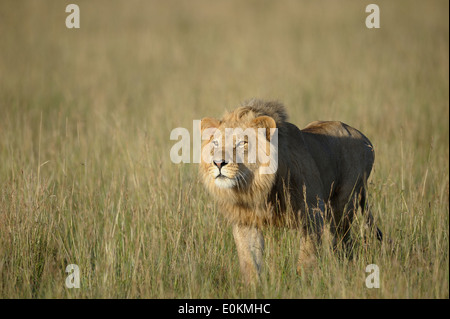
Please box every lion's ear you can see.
[201,117,220,132]
[252,116,276,140]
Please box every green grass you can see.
[0,0,448,298]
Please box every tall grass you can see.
[0,0,448,298]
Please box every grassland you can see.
[0,0,448,298]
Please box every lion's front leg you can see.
[232,223,264,284]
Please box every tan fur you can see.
[199,99,382,283]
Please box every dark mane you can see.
[239,99,288,126]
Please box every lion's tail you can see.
[359,189,383,242]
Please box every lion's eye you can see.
[212,140,219,148]
[236,141,247,148]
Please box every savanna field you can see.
[0,0,448,298]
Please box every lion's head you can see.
[199,100,286,206]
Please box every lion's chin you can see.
[214,176,236,189]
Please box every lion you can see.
[199,99,382,283]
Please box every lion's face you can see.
[199,111,277,192]
[203,130,256,189]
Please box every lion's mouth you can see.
[215,173,229,179]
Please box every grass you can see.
[0,0,448,298]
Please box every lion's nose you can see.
[213,160,228,170]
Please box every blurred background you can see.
[0,0,448,298]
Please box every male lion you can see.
[199,99,382,283]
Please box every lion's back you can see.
[300,121,375,196]
[302,121,374,160]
